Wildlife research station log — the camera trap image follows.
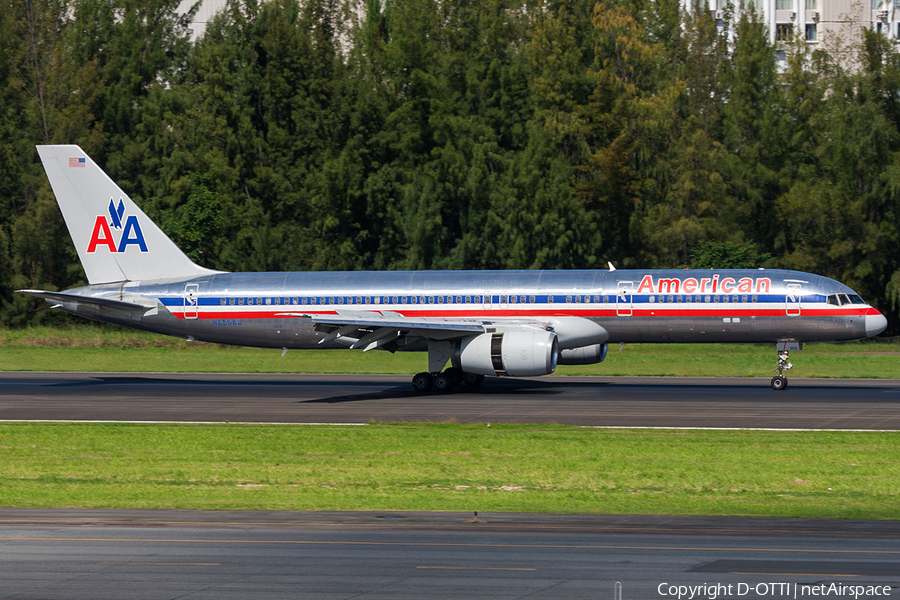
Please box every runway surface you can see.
[1,372,899,429]
[1,509,898,600]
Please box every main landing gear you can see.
[411,368,486,393]
[771,350,793,391]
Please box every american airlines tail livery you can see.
[19,145,888,391]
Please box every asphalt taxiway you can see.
[1,372,898,429]
[1,509,898,600]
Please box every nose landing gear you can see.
[771,341,800,390]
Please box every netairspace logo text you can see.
[658,583,893,599]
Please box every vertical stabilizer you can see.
[36,145,221,284]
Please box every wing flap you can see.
[275,311,487,333]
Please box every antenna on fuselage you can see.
[608,262,616,272]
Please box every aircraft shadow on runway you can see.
[302,379,582,403]
[304,381,900,404]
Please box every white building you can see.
[177,0,228,40]
[685,0,882,67]
[181,0,881,65]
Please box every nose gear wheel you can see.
[771,350,792,391]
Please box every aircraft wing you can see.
[274,310,491,351]
[17,289,153,311]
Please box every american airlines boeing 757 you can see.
[19,145,888,391]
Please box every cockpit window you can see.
[828,293,867,305]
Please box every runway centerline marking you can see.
[417,566,537,571]
[731,572,860,577]
[3,537,899,555]
[102,562,220,566]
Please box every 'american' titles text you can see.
[637,275,771,295]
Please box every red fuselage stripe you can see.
[169,308,870,320]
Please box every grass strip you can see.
[0,422,897,519]
[1,326,898,377]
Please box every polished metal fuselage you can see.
[55,268,873,350]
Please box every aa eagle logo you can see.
[87,199,148,253]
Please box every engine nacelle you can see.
[558,343,608,365]
[454,330,558,377]
[542,317,609,349]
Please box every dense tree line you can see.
[1,0,899,333]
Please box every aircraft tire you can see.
[444,368,464,386]
[412,372,433,392]
[463,372,485,386]
[771,376,787,391]
[432,373,453,393]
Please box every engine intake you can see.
[454,330,558,377]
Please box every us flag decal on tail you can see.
[69,157,85,167]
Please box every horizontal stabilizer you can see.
[17,289,152,311]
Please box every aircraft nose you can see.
[866,310,888,337]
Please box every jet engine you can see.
[558,343,608,365]
[453,330,558,377]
